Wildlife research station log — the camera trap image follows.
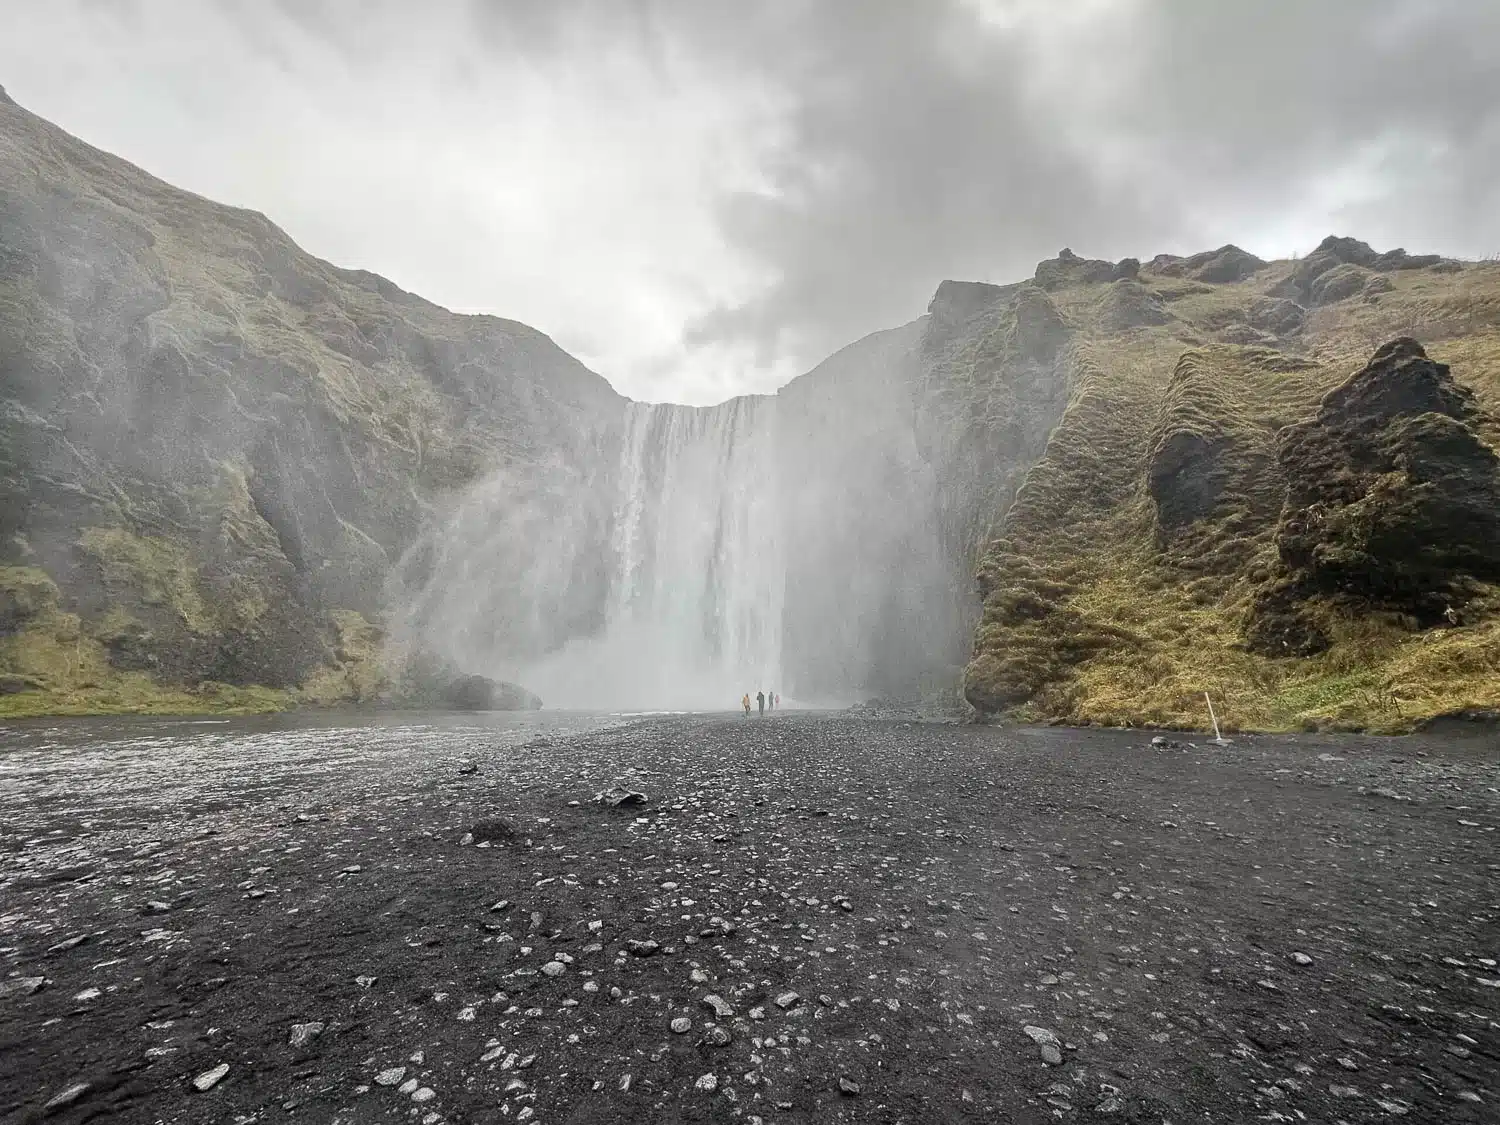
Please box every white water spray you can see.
[522,397,785,709]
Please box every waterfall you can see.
[389,317,967,711]
[520,396,785,710]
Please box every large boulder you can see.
[388,651,542,710]
[1247,338,1500,652]
[1246,297,1306,337]
[444,674,542,712]
[1096,280,1173,334]
[1033,248,1117,291]
[1150,244,1265,284]
[1307,262,1373,306]
[1270,235,1449,307]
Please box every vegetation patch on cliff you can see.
[965,240,1500,732]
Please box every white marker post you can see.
[1204,692,1230,745]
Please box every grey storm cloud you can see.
[2,0,1497,402]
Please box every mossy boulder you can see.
[0,566,59,633]
[386,650,541,711]
[1308,263,1373,306]
[1097,280,1172,334]
[1150,244,1265,284]
[1248,338,1500,652]
[1033,248,1117,291]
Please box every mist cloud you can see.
[3,0,1496,403]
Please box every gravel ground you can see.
[1,713,1497,1124]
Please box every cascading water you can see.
[390,318,967,711]
[523,396,785,709]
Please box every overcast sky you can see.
[3,0,1497,404]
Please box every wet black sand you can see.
[1,713,1496,1123]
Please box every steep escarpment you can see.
[0,89,620,714]
[4,89,1497,728]
[964,237,1500,732]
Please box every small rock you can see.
[43,1083,91,1112]
[671,1017,692,1033]
[695,1073,718,1092]
[47,934,89,955]
[627,940,660,957]
[1329,1084,1360,1098]
[73,987,101,1002]
[1290,952,1314,966]
[468,817,517,844]
[192,1064,229,1092]
[457,759,478,774]
[412,1087,436,1103]
[1023,1025,1063,1066]
[1096,1094,1126,1114]
[541,961,566,977]
[705,1026,732,1046]
[703,994,735,1018]
[375,1067,407,1086]
[595,785,649,808]
[0,976,46,999]
[839,1077,861,1096]
[288,1021,325,1048]
[774,991,800,1009]
[355,975,377,988]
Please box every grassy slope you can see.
[1,91,616,718]
[967,256,1500,733]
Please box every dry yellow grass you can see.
[968,250,1500,732]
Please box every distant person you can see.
[775,692,781,710]
[742,693,751,717]
[756,690,765,716]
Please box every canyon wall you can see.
[3,88,1497,729]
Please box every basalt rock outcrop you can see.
[965,241,1499,731]
[1152,244,1266,284]
[1271,235,1452,307]
[1247,338,1500,655]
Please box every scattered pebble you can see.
[288,1021,325,1048]
[192,1064,229,1092]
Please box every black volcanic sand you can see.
[1,714,1497,1124]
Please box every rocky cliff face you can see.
[0,87,620,713]
[3,89,1496,730]
[963,239,1500,731]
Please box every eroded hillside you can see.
[0,86,621,715]
[3,84,1497,730]
[962,240,1500,732]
